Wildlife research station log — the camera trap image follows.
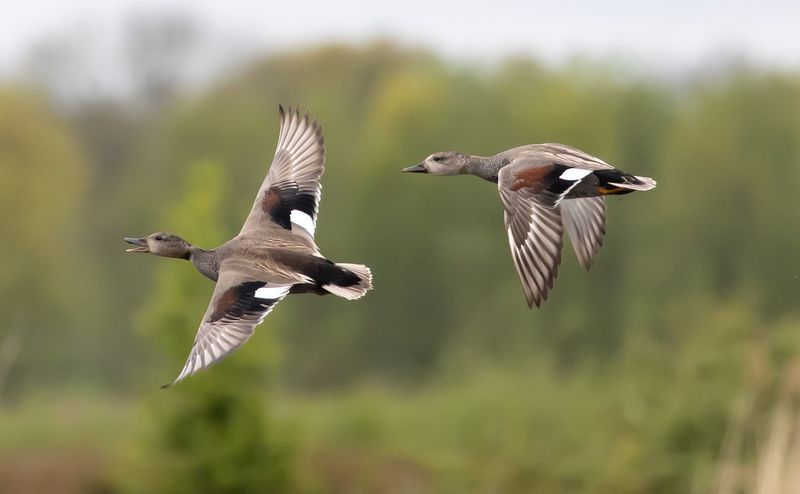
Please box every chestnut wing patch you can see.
[510,164,553,191]
[208,281,283,323]
[261,181,318,233]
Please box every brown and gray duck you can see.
[125,106,372,386]
[403,143,655,308]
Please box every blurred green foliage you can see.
[1,43,799,493]
[0,89,94,391]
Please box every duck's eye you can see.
[154,235,163,241]
[432,156,445,162]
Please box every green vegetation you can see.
[1,42,800,493]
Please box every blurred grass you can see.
[2,317,799,494]
[0,392,137,454]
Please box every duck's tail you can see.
[596,170,657,195]
[323,263,373,300]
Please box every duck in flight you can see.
[403,143,655,308]
[125,107,372,386]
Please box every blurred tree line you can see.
[1,27,800,493]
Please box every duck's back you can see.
[499,143,614,171]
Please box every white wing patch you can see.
[559,167,593,181]
[254,285,291,300]
[290,210,316,236]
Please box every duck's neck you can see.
[465,154,510,183]
[188,246,219,282]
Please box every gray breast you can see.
[191,249,219,281]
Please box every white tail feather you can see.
[323,263,373,300]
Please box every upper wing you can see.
[166,269,291,386]
[239,106,325,242]
[560,197,606,271]
[498,162,564,308]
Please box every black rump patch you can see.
[208,281,275,323]
[261,182,317,230]
[289,283,329,295]
[592,169,627,185]
[300,258,360,288]
[282,256,361,293]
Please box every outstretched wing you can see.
[239,106,325,242]
[498,161,564,308]
[560,197,606,271]
[166,269,291,386]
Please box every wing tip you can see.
[525,286,549,309]
[275,104,324,147]
[525,284,551,308]
[163,364,196,388]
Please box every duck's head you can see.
[124,232,191,259]
[402,151,470,176]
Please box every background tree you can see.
[0,88,93,395]
[127,161,291,493]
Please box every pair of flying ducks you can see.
[125,107,656,385]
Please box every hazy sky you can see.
[4,0,800,73]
